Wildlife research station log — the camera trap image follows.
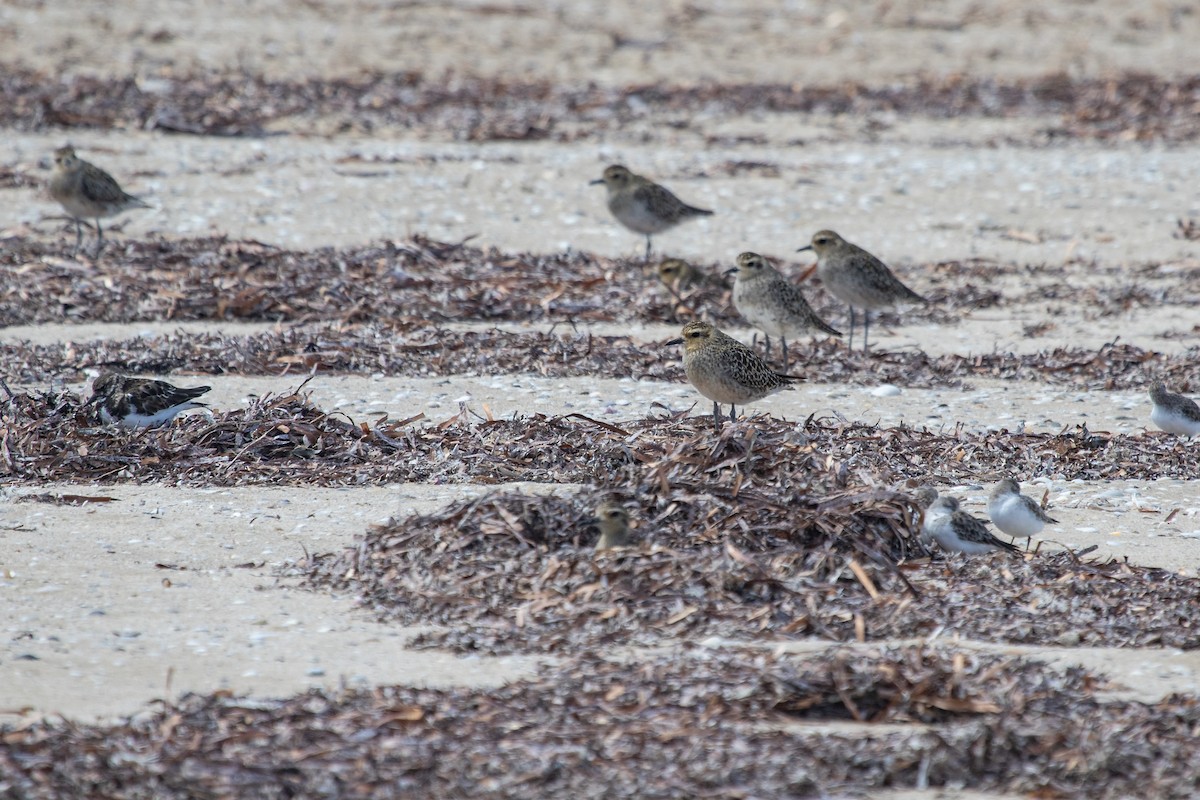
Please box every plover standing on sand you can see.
[591,165,712,259]
[797,229,924,352]
[666,320,798,428]
[49,145,150,256]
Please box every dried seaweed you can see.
[1,646,1197,799]
[6,387,1200,487]
[5,321,1200,392]
[4,235,1196,339]
[305,476,927,649]
[0,235,996,329]
[3,69,1199,142]
[300,478,1200,655]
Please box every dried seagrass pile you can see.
[6,386,1200,487]
[304,478,1200,656]
[4,321,1200,391]
[4,68,1200,142]
[2,645,1197,799]
[2,235,1194,332]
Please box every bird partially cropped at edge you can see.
[1148,382,1200,438]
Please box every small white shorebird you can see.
[1148,382,1200,438]
[987,478,1058,540]
[924,496,1019,556]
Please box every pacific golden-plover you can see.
[797,229,924,352]
[727,251,841,371]
[591,165,712,259]
[594,500,633,551]
[49,145,150,257]
[666,319,797,427]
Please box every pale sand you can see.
[0,482,577,722]
[8,132,1200,267]
[3,0,1197,83]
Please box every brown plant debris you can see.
[1,647,1197,799]
[3,235,1195,331]
[301,483,1200,655]
[0,235,987,329]
[4,323,1200,391]
[3,69,1199,142]
[6,388,1200,487]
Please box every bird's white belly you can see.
[988,498,1043,538]
[1151,406,1200,437]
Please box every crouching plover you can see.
[594,500,633,551]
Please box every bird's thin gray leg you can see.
[644,236,652,261]
[711,400,722,429]
[93,218,106,258]
[72,219,83,256]
[863,310,871,353]
[763,334,771,359]
[782,338,789,373]
[847,306,856,351]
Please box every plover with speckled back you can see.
[49,146,150,256]
[797,229,925,352]
[987,478,1058,540]
[666,320,798,428]
[727,251,841,371]
[591,165,712,259]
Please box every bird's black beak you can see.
[589,178,605,185]
[722,267,738,276]
[665,337,683,346]
[796,245,813,253]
